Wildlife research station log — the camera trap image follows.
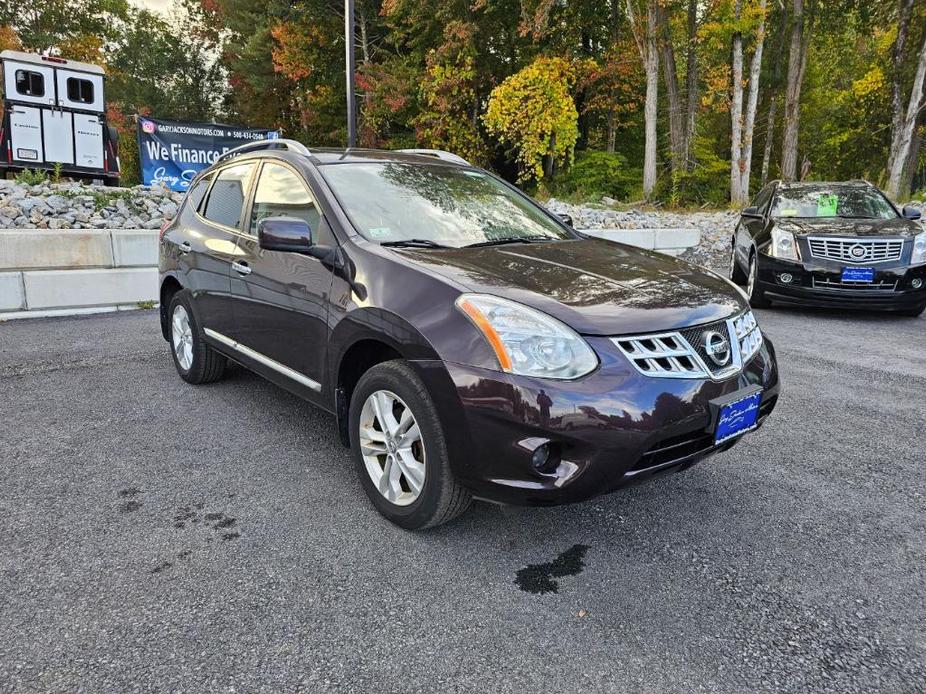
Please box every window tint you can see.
[15,70,44,97]
[66,77,94,103]
[751,185,773,213]
[202,163,253,228]
[186,173,213,212]
[250,163,319,233]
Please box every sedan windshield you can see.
[320,162,573,247]
[770,187,896,220]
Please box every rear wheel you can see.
[168,291,226,384]
[746,252,770,308]
[349,360,471,529]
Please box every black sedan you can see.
[730,181,926,316]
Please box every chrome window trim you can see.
[203,328,322,392]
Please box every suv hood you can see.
[774,216,920,238]
[398,237,745,336]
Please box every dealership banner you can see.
[137,117,280,191]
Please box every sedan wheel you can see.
[171,305,194,370]
[746,254,770,307]
[358,389,425,506]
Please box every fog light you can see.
[913,278,923,289]
[531,443,561,474]
[779,273,793,284]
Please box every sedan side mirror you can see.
[902,205,922,221]
[258,217,313,253]
[557,213,574,227]
[741,206,762,219]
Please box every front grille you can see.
[679,319,738,379]
[613,310,762,381]
[812,276,898,291]
[807,237,904,264]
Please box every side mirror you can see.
[902,205,921,221]
[741,206,762,219]
[557,213,574,227]
[258,216,313,253]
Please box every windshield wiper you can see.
[380,238,450,249]
[462,235,554,248]
[836,214,878,219]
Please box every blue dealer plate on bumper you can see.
[842,267,875,283]
[713,389,762,444]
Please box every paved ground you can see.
[0,308,923,693]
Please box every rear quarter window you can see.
[201,164,254,229]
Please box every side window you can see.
[250,163,320,234]
[186,173,213,213]
[751,185,772,214]
[202,163,254,229]
[66,77,94,104]
[15,70,45,97]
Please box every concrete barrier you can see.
[578,227,701,256]
[0,229,158,320]
[0,226,702,320]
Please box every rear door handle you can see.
[232,261,252,276]
[177,241,192,254]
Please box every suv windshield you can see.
[770,186,896,220]
[320,162,572,247]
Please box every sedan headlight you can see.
[455,294,598,379]
[913,231,926,265]
[765,228,800,260]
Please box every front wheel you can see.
[747,253,770,308]
[729,241,748,284]
[349,360,472,529]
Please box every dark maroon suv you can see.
[158,141,779,529]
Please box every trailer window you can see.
[66,77,94,104]
[15,70,45,97]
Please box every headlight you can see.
[455,294,598,379]
[765,228,799,260]
[913,231,926,265]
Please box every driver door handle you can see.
[232,260,252,276]
[177,241,192,254]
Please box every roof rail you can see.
[395,149,471,166]
[217,138,310,163]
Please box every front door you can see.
[228,160,334,392]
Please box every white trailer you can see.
[0,51,120,184]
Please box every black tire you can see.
[167,290,226,384]
[729,241,748,284]
[897,305,925,317]
[349,360,472,530]
[746,252,770,308]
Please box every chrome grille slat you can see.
[613,310,761,381]
[807,236,904,264]
[811,276,898,291]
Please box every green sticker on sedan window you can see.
[368,227,392,238]
[817,194,838,217]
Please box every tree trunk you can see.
[781,0,810,181]
[760,96,777,186]
[684,0,698,170]
[659,5,685,174]
[760,4,789,185]
[886,30,926,199]
[887,0,915,176]
[730,0,745,204]
[626,0,659,199]
[607,110,617,153]
[737,0,767,202]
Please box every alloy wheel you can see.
[171,305,194,370]
[358,389,425,506]
[747,256,757,298]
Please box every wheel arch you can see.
[159,275,184,341]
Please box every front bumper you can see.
[756,254,926,311]
[412,336,779,506]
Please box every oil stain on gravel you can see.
[516,544,590,594]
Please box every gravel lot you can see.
[1,308,923,693]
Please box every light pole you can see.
[345,0,357,148]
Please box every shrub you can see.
[655,142,729,207]
[15,169,49,186]
[552,151,639,201]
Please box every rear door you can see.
[226,159,333,391]
[184,162,257,334]
[41,110,75,164]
